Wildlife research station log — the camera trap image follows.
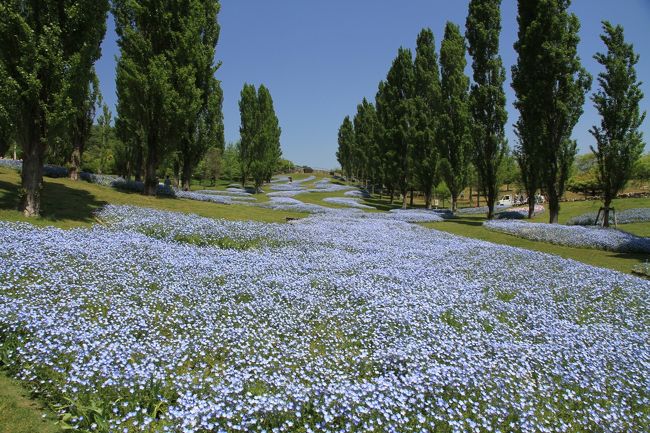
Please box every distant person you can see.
[164,175,171,188]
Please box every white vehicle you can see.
[498,194,514,206]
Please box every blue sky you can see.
[95,0,650,169]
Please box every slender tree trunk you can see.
[548,192,560,224]
[602,196,612,228]
[68,147,81,181]
[451,194,458,212]
[68,129,83,181]
[401,187,408,209]
[19,104,45,217]
[389,188,394,204]
[409,188,414,208]
[527,196,535,219]
[20,145,44,217]
[143,135,158,196]
[486,184,496,219]
[181,162,192,191]
[425,190,432,210]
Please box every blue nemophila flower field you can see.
[484,219,650,253]
[1,205,649,433]
[568,208,650,226]
[322,197,375,209]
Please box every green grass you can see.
[0,168,305,229]
[0,373,61,433]
[421,203,650,275]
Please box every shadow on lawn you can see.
[0,178,107,224]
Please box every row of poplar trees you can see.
[337,0,507,215]
[337,0,645,224]
[0,0,224,216]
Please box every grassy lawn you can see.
[423,199,650,275]
[0,374,61,433]
[0,168,305,229]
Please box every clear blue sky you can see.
[95,0,650,169]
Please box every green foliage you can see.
[590,21,646,225]
[176,1,224,190]
[512,0,592,223]
[412,28,441,208]
[221,142,242,182]
[498,152,520,191]
[353,99,378,184]
[195,147,222,185]
[439,22,471,211]
[0,0,109,215]
[632,153,650,181]
[466,0,508,218]
[377,48,417,208]
[336,116,356,180]
[238,84,282,190]
[0,63,17,158]
[114,0,223,194]
[567,153,601,196]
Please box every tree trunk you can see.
[548,193,560,224]
[181,162,192,191]
[486,193,495,220]
[451,194,458,212]
[143,136,158,196]
[402,188,408,209]
[68,141,82,181]
[20,147,44,217]
[409,188,414,208]
[425,190,432,210]
[602,197,612,228]
[19,103,45,217]
[527,196,535,219]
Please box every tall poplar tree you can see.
[439,22,471,212]
[466,0,508,219]
[0,0,109,216]
[336,116,355,180]
[413,28,441,209]
[512,0,591,223]
[238,83,281,190]
[353,98,379,188]
[238,83,258,186]
[114,0,179,195]
[67,72,100,180]
[177,1,224,190]
[381,48,416,209]
[253,85,281,189]
[591,21,646,227]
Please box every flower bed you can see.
[568,208,650,225]
[484,219,650,253]
[0,205,648,432]
[322,197,375,209]
[344,189,371,198]
[494,205,545,220]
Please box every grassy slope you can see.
[0,168,305,229]
[0,375,61,433]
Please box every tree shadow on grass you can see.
[362,197,401,212]
[444,216,484,227]
[0,179,107,224]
